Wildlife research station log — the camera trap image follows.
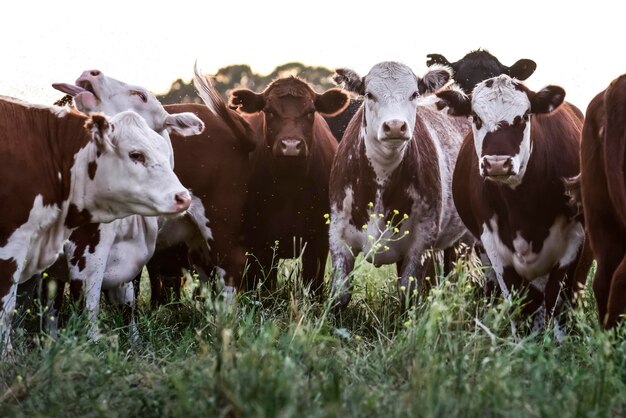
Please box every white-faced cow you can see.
[580,73,626,329]
[435,75,588,332]
[49,67,253,338]
[223,75,349,298]
[0,96,190,354]
[328,62,471,310]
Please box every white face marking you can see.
[471,75,532,188]
[480,215,584,283]
[78,111,190,221]
[362,63,419,184]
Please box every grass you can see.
[1,251,626,418]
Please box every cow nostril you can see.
[90,70,101,77]
[483,159,492,171]
[400,123,407,133]
[503,159,512,170]
[175,192,188,205]
[383,122,390,133]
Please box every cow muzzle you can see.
[482,155,514,178]
[275,138,307,157]
[380,119,410,141]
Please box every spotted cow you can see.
[580,73,626,329]
[49,68,253,337]
[0,96,190,354]
[221,75,349,297]
[435,75,588,332]
[328,62,471,310]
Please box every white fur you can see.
[471,75,533,189]
[1,103,188,353]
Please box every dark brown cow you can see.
[580,73,626,329]
[436,75,588,334]
[0,96,190,354]
[218,75,349,297]
[328,62,471,310]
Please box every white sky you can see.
[1,1,622,113]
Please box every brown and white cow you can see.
[580,73,626,329]
[220,75,349,297]
[0,96,190,354]
[50,68,253,338]
[436,75,587,333]
[328,62,471,310]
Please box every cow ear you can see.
[418,64,452,95]
[530,85,565,114]
[164,112,205,136]
[508,59,537,81]
[435,87,472,117]
[426,53,452,68]
[333,68,365,95]
[85,113,115,152]
[315,89,350,116]
[229,89,264,113]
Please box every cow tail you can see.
[603,74,626,228]
[193,63,257,153]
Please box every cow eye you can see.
[365,92,376,101]
[410,91,419,100]
[131,90,148,103]
[523,111,530,121]
[129,151,146,164]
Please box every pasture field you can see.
[1,251,625,418]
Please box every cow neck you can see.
[363,129,409,186]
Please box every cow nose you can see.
[483,156,514,177]
[279,139,306,157]
[173,191,191,212]
[382,119,408,139]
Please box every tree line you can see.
[156,62,339,105]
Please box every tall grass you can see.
[1,253,625,418]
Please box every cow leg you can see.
[397,256,428,309]
[329,246,356,311]
[593,244,625,328]
[605,254,626,329]
[106,282,139,345]
[0,258,20,356]
[503,267,544,332]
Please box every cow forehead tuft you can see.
[472,76,530,122]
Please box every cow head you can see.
[84,111,191,220]
[229,77,348,158]
[436,75,565,188]
[426,49,536,94]
[333,62,451,150]
[53,70,204,137]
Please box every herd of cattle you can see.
[1,48,625,356]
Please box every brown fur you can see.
[580,74,626,328]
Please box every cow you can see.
[435,74,588,334]
[0,95,191,354]
[324,49,537,142]
[49,67,253,337]
[580,73,626,329]
[425,49,537,94]
[220,74,349,298]
[328,61,471,310]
